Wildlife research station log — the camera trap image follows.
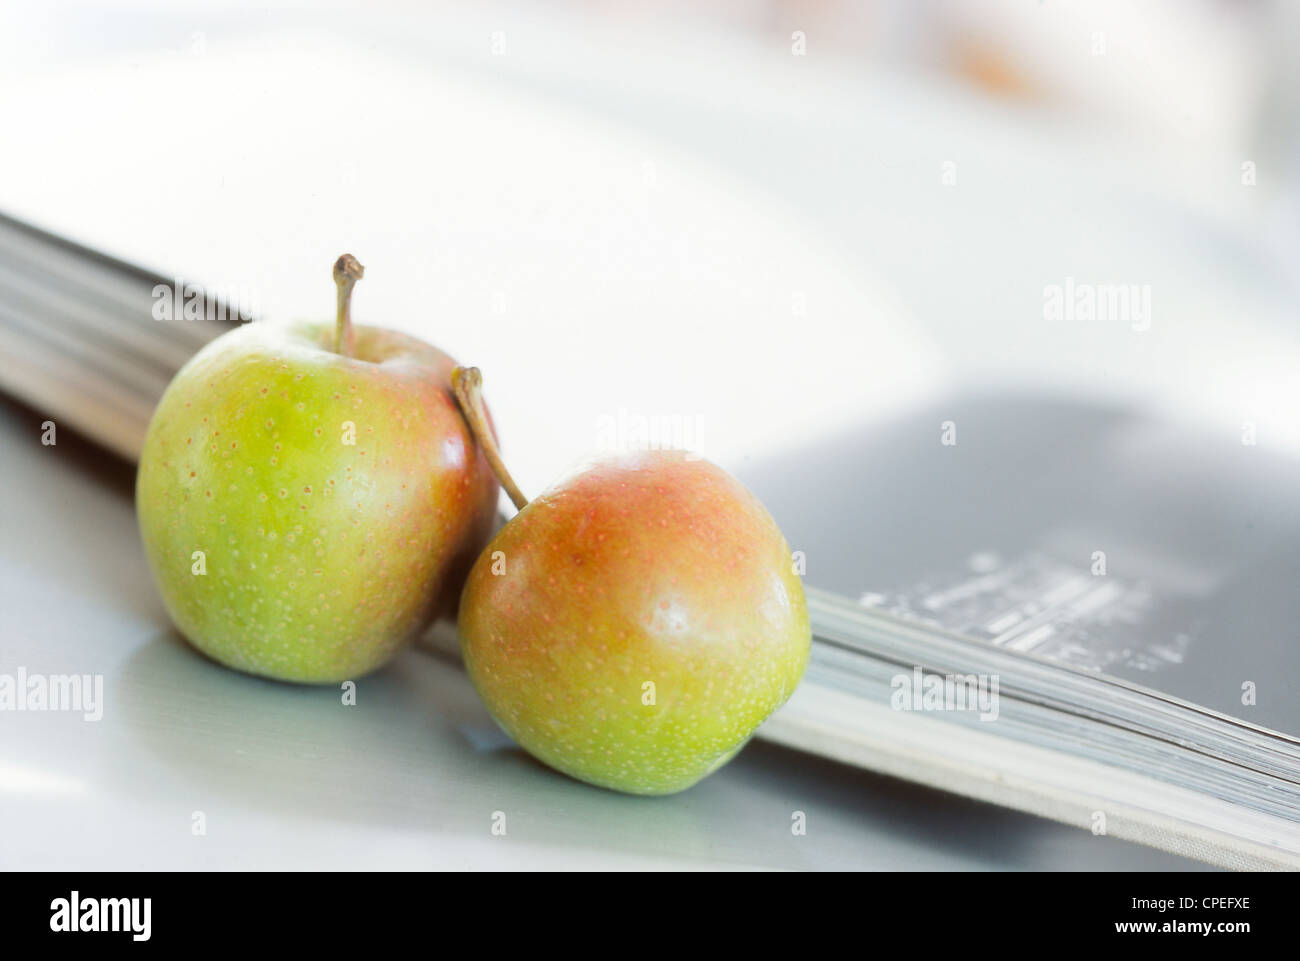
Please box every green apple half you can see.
[137,257,499,683]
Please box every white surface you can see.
[0,402,1203,869]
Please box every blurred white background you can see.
[1,0,1297,482]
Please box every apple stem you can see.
[333,254,365,358]
[451,366,530,512]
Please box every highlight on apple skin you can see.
[452,370,812,795]
[135,257,500,683]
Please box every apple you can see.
[136,256,499,683]
[452,368,811,794]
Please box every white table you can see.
[0,398,1204,869]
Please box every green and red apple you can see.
[453,369,811,794]
[136,256,499,683]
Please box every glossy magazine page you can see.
[741,392,1300,738]
[742,396,1300,867]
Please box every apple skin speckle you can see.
[458,450,811,795]
[137,320,499,683]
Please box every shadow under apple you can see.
[116,629,497,830]
[113,629,732,856]
[107,629,1184,869]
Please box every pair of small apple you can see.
[137,256,811,795]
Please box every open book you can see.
[4,210,1296,869]
[740,395,1300,870]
